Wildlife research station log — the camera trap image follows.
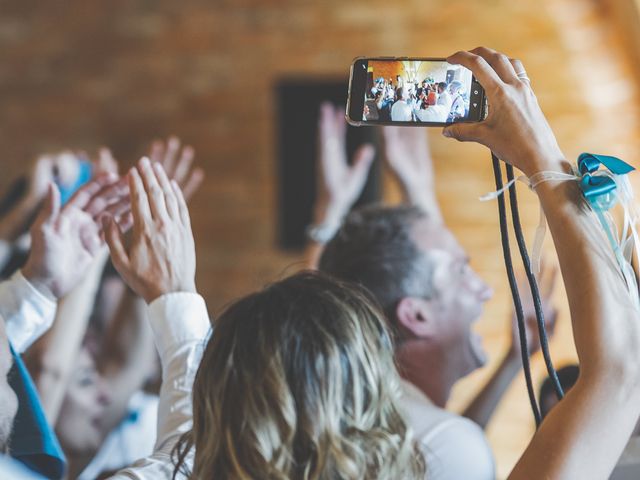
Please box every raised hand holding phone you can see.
[442,47,564,176]
[437,46,640,480]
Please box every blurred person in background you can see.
[436,81,452,110]
[0,172,131,479]
[19,137,204,479]
[391,87,415,122]
[307,102,558,479]
[447,80,466,122]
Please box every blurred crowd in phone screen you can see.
[365,76,467,123]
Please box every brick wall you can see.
[1,1,639,474]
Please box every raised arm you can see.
[381,127,443,225]
[25,251,109,423]
[444,47,640,479]
[306,103,375,268]
[104,158,210,479]
[3,173,130,353]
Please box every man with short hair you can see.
[0,174,131,478]
[307,112,557,479]
[436,81,452,110]
[390,87,414,122]
[447,80,466,122]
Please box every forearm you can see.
[99,290,158,433]
[146,293,210,451]
[510,159,640,478]
[462,351,521,428]
[27,252,108,423]
[406,185,443,224]
[536,167,639,369]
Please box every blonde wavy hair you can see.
[172,271,425,479]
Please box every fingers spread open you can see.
[138,157,168,220]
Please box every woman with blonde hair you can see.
[171,271,425,479]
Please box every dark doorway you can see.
[275,79,382,250]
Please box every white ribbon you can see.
[480,168,640,308]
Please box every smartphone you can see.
[346,57,487,127]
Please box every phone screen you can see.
[347,58,485,126]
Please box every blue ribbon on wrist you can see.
[577,153,635,211]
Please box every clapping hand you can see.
[315,102,375,226]
[22,174,131,300]
[149,136,205,202]
[103,158,196,304]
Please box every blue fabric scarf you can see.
[8,345,66,480]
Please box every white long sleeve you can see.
[109,292,210,480]
[0,271,57,353]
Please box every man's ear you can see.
[395,296,438,339]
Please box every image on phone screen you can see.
[348,59,485,126]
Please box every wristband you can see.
[305,221,341,245]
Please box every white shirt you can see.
[108,292,209,479]
[397,379,495,480]
[1,271,57,354]
[415,105,449,123]
[0,272,210,480]
[436,91,453,110]
[391,100,414,121]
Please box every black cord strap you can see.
[491,153,542,426]
[505,163,564,401]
